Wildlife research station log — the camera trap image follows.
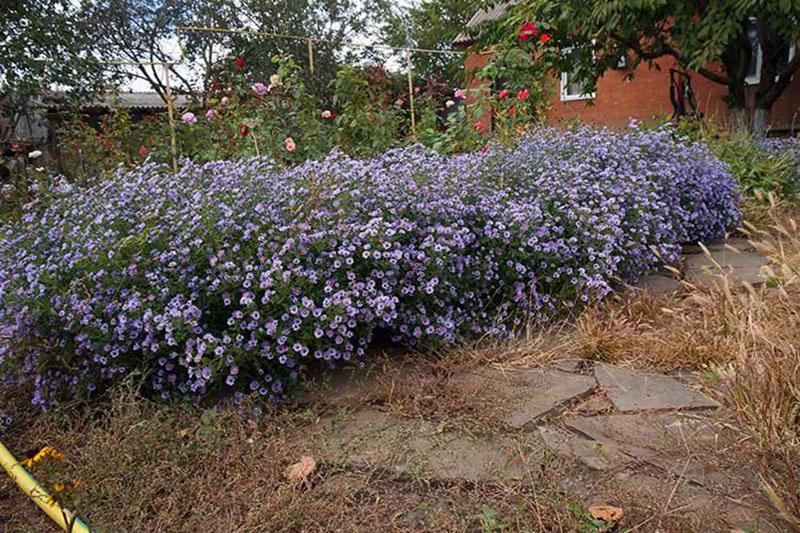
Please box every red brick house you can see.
[457,4,800,133]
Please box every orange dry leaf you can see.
[589,504,624,522]
[285,455,316,485]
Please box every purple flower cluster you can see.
[763,137,800,172]
[0,127,740,406]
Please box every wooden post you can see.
[405,49,416,138]
[163,64,179,173]
[307,38,315,74]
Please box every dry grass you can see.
[1,384,599,532]
[546,197,800,528]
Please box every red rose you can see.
[480,145,489,153]
[518,22,538,42]
[539,33,551,44]
[239,122,249,137]
[138,145,148,157]
[475,121,486,132]
[516,89,530,101]
[234,56,245,70]
[509,105,516,117]
[499,89,509,99]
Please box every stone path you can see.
[635,237,769,296]
[298,358,779,530]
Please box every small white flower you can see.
[28,150,42,159]
[445,100,455,108]
[35,167,44,172]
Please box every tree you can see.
[81,0,197,100]
[479,0,800,135]
[236,0,392,99]
[82,0,392,101]
[1,0,107,138]
[382,0,475,86]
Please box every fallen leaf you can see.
[285,455,316,485]
[177,428,191,438]
[589,504,624,523]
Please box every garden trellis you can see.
[174,26,463,137]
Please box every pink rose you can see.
[321,110,332,119]
[181,112,197,125]
[205,108,217,121]
[284,137,296,152]
[220,96,230,106]
[252,82,268,96]
[454,88,466,99]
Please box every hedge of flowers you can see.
[0,127,740,407]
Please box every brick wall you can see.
[465,52,800,133]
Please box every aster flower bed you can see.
[0,128,740,407]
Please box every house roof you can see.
[454,2,512,46]
[40,91,191,110]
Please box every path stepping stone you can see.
[538,425,629,471]
[314,408,534,482]
[683,247,768,287]
[634,274,683,296]
[564,413,755,492]
[682,237,756,255]
[450,367,596,428]
[595,364,718,412]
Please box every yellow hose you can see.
[0,440,91,532]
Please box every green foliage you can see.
[39,59,490,183]
[382,0,474,86]
[477,0,800,132]
[332,66,402,157]
[659,118,800,197]
[712,135,800,197]
[1,0,106,123]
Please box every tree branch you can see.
[609,31,733,86]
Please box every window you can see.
[560,48,596,101]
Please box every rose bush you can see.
[0,127,740,407]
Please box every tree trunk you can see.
[752,107,771,138]
[729,106,750,134]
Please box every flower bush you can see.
[0,127,740,407]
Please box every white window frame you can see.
[560,47,596,101]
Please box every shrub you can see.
[0,128,740,407]
[709,134,800,197]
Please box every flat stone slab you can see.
[539,425,630,471]
[565,413,756,493]
[683,238,756,255]
[635,274,683,296]
[314,408,533,482]
[450,367,596,428]
[595,364,718,412]
[683,248,768,287]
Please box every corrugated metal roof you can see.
[94,92,191,109]
[454,1,512,45]
[41,92,190,110]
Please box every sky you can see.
[123,0,422,92]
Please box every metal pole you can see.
[163,64,179,173]
[405,49,416,138]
